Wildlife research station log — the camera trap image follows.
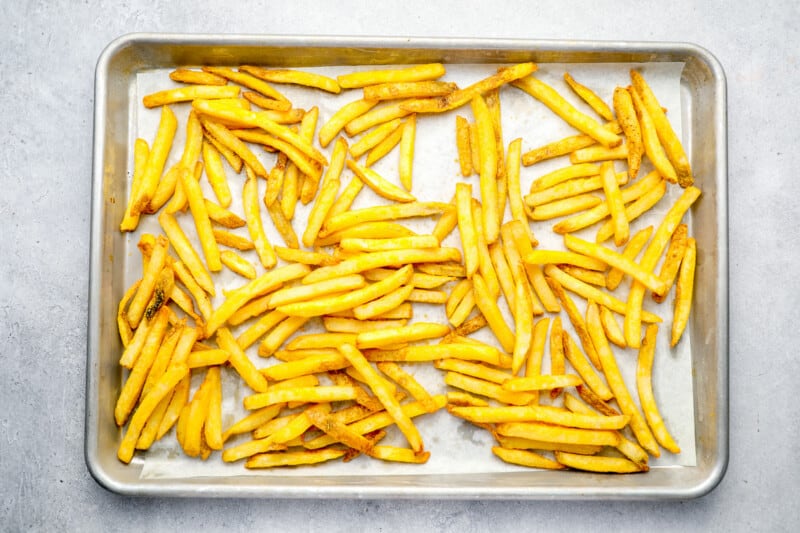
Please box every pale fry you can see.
[599,305,627,348]
[671,237,696,347]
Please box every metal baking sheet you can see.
[87,33,728,499]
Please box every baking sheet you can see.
[121,61,696,480]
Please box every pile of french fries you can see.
[115,60,698,475]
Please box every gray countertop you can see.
[2,1,797,531]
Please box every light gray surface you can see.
[0,0,796,531]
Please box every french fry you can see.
[261,352,350,382]
[269,274,367,308]
[599,305,626,348]
[402,62,537,113]
[204,127,244,172]
[120,139,150,231]
[215,327,269,393]
[525,250,606,271]
[416,262,466,278]
[569,143,628,165]
[117,280,141,347]
[242,168,277,268]
[636,324,683,456]
[356,323,451,350]
[446,279,473,318]
[239,65,341,94]
[455,183,480,277]
[547,275,601,369]
[512,76,622,147]
[455,115,473,176]
[364,269,453,289]
[447,391,490,407]
[339,343,424,453]
[115,307,171,426]
[521,121,622,166]
[169,68,227,86]
[554,451,645,473]
[118,363,189,464]
[244,386,356,410]
[126,235,170,329]
[630,87,678,184]
[630,70,692,186]
[323,316,408,333]
[502,374,583,393]
[545,264,662,324]
[564,234,666,294]
[549,316,566,399]
[323,201,452,236]
[624,186,701,347]
[131,106,178,216]
[653,224,688,303]
[257,315,310,357]
[398,114,416,191]
[505,138,532,241]
[354,283,415,321]
[671,237,696,346]
[529,194,602,221]
[496,422,620,447]
[245,449,346,469]
[202,117,268,179]
[344,100,413,137]
[280,264,413,317]
[287,333,357,350]
[409,343,504,366]
[434,359,511,384]
[530,163,600,193]
[471,199,500,297]
[469,122,481,173]
[472,274,515,354]
[213,229,254,251]
[471,95,500,243]
[155,372,191,441]
[606,226,653,291]
[494,435,601,456]
[377,362,438,412]
[595,178,668,243]
[364,80,456,101]
[142,85,240,108]
[303,179,342,248]
[186,349,229,369]
[205,199,246,228]
[492,447,566,470]
[202,140,232,208]
[444,372,534,406]
[563,72,614,121]
[613,86,644,180]
[369,446,430,464]
[275,247,339,267]
[347,160,416,203]
[319,99,378,147]
[178,165,222,272]
[219,250,256,280]
[349,118,404,159]
[586,300,659,456]
[338,63,446,89]
[365,120,404,167]
[560,265,606,287]
[301,248,459,285]
[201,66,287,102]
[452,405,628,430]
[599,161,629,246]
[512,279,533,375]
[525,171,627,207]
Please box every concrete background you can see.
[1,1,797,531]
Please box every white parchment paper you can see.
[125,60,695,479]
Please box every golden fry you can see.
[399,114,416,191]
[131,106,177,216]
[323,201,452,235]
[455,115,473,176]
[243,169,277,268]
[613,86,643,179]
[471,95,499,243]
[492,447,566,470]
[653,224,688,303]
[554,451,645,473]
[347,160,416,203]
[220,250,256,280]
[671,237,696,346]
[606,226,653,291]
[630,87,678,184]
[239,65,341,93]
[142,85,240,108]
[338,63,446,89]
[563,72,614,121]
[169,68,227,85]
[638,324,681,453]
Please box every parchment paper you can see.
[125,60,695,479]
